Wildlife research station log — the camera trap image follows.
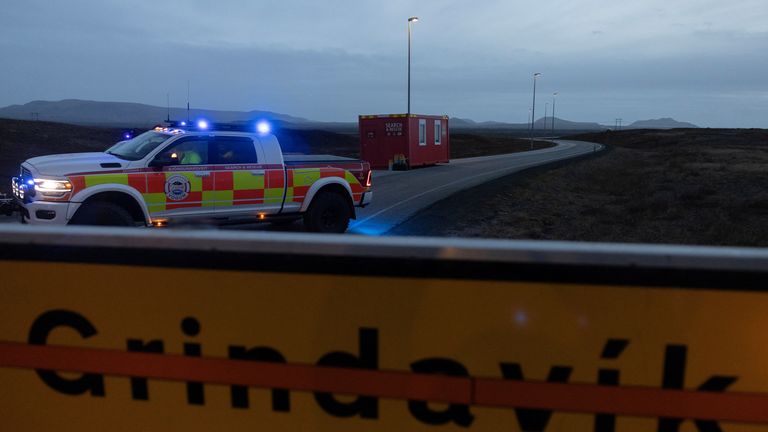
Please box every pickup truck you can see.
[10,122,372,233]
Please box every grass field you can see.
[390,129,768,247]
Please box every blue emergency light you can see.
[256,120,271,135]
[157,119,273,134]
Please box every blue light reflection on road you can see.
[348,221,389,236]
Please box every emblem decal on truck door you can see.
[165,175,191,201]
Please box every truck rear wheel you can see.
[303,191,350,233]
[69,201,136,227]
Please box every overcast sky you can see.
[1,0,766,127]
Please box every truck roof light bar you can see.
[157,120,274,133]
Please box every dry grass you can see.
[0,119,125,193]
[390,129,768,247]
[450,131,553,158]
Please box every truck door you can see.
[145,137,215,218]
[210,136,280,216]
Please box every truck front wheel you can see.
[303,191,350,233]
[69,201,136,227]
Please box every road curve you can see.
[349,140,603,235]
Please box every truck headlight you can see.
[34,178,72,198]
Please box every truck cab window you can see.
[214,137,258,164]
[157,139,209,165]
[106,131,173,161]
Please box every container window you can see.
[419,119,426,146]
[434,121,442,145]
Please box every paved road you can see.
[349,140,601,234]
[1,140,602,234]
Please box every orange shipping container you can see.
[359,114,450,169]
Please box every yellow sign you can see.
[2,258,768,431]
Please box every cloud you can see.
[0,0,766,126]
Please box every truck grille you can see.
[11,178,20,198]
[14,166,33,201]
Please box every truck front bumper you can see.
[12,175,76,225]
[17,200,74,225]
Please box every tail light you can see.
[365,170,372,187]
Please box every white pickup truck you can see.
[11,122,372,233]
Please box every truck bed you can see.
[283,154,359,164]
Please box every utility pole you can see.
[407,16,419,115]
[529,72,541,149]
[187,80,191,124]
[551,92,558,133]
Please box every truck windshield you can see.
[106,131,173,161]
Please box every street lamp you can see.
[407,16,419,115]
[551,92,558,133]
[530,72,542,148]
[545,102,549,135]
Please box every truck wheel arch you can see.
[301,180,356,219]
[68,185,150,225]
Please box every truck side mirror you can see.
[150,152,180,167]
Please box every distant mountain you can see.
[535,117,604,130]
[0,100,700,132]
[0,99,311,127]
[627,118,699,129]
[449,117,479,128]
[451,117,527,129]
[452,116,604,131]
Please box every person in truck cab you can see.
[175,141,204,165]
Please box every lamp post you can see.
[551,92,558,133]
[407,16,419,115]
[529,72,541,148]
[545,102,549,135]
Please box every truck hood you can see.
[25,152,128,177]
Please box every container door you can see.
[362,128,387,169]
